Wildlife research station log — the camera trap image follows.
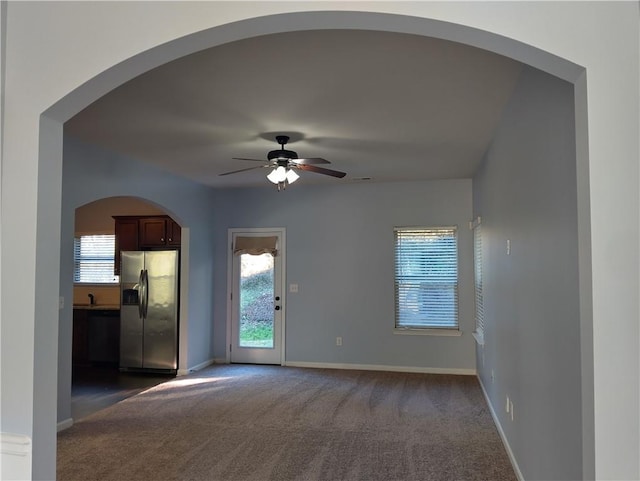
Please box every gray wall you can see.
[213,179,475,370]
[473,66,581,479]
[58,137,217,424]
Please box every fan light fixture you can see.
[286,169,299,183]
[267,165,287,184]
[267,164,299,189]
[223,134,346,191]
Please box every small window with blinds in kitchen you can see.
[394,227,459,331]
[73,235,119,284]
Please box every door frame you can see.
[226,227,286,364]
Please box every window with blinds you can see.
[73,235,119,284]
[473,223,485,337]
[394,227,458,329]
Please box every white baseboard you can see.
[56,418,74,432]
[283,361,476,376]
[214,357,228,364]
[177,358,215,376]
[1,432,32,480]
[477,376,524,481]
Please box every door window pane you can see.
[239,253,274,348]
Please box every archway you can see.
[25,9,596,480]
[59,197,180,426]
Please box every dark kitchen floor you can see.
[71,365,173,421]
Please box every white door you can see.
[229,229,285,364]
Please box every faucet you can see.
[88,293,95,306]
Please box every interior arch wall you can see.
[1,3,637,480]
[74,197,167,235]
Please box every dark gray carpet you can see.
[57,365,516,481]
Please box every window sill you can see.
[393,328,462,337]
[472,330,485,345]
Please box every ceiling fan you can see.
[220,135,346,190]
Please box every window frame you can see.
[393,226,461,336]
[73,234,120,285]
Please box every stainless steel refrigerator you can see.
[120,250,179,373]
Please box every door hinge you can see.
[230,292,233,300]
[229,344,232,352]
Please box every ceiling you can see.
[65,29,523,188]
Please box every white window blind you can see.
[394,227,458,329]
[474,223,485,335]
[73,235,119,283]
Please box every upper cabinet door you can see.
[114,215,181,257]
[139,218,168,248]
[114,218,139,275]
[167,219,181,246]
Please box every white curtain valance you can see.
[233,236,278,256]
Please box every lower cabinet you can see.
[88,310,120,364]
[72,309,89,366]
[73,309,120,366]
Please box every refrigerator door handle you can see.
[143,269,149,319]
[138,269,145,319]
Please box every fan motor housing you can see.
[268,149,298,161]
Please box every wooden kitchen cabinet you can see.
[88,310,120,365]
[114,218,139,275]
[139,217,181,248]
[73,308,121,367]
[139,217,169,248]
[72,308,90,366]
[113,216,181,270]
[167,219,181,246]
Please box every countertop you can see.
[73,304,121,311]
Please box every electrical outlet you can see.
[506,396,510,413]
[289,283,299,293]
[506,239,511,255]
[336,336,342,346]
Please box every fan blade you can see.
[293,157,330,165]
[232,157,268,162]
[219,165,267,176]
[296,164,346,178]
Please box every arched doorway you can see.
[66,197,178,423]
[10,7,619,480]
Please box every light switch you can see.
[289,283,299,293]
[506,239,511,255]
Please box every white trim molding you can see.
[469,216,482,230]
[393,328,463,337]
[56,418,74,432]
[177,358,216,376]
[284,361,475,376]
[226,227,287,366]
[477,376,524,481]
[1,432,32,480]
